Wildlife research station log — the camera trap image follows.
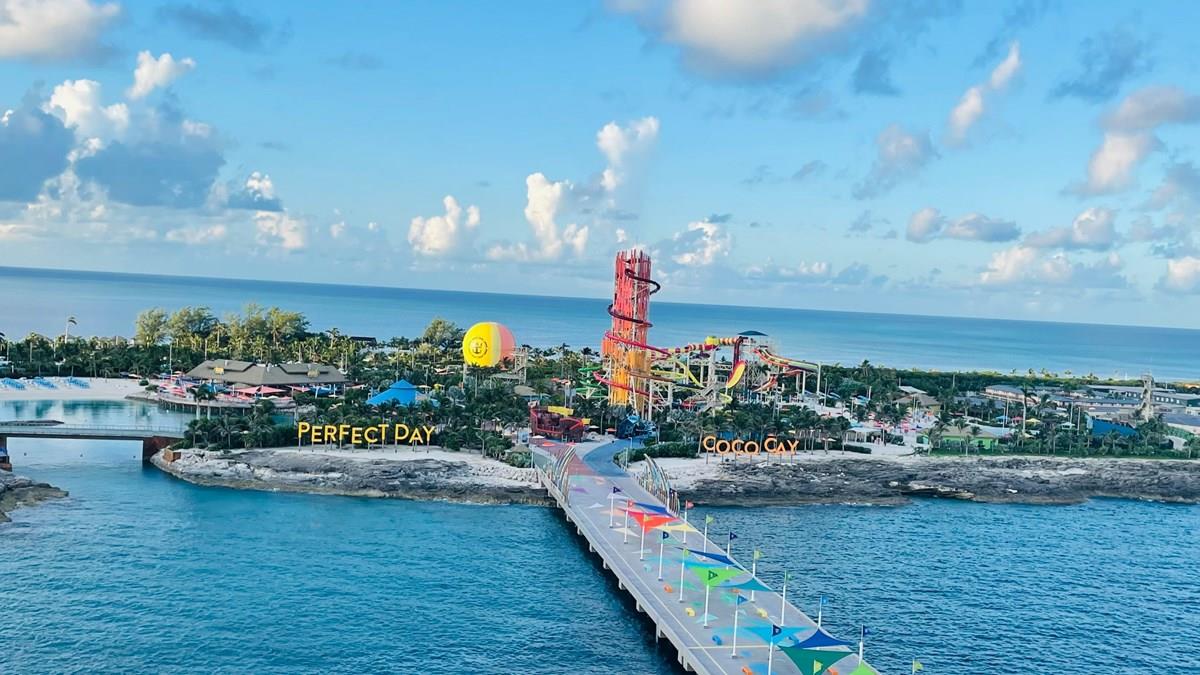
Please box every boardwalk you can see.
[0,422,185,441]
[535,439,879,675]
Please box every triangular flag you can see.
[779,647,853,675]
[746,624,802,645]
[719,577,771,592]
[793,629,854,650]
[629,511,676,533]
[753,548,762,560]
[684,548,738,566]
[705,515,714,524]
[697,567,743,587]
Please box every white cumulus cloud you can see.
[407,195,481,257]
[254,211,307,252]
[165,224,227,245]
[980,246,1126,288]
[128,51,196,99]
[597,116,660,192]
[487,173,588,261]
[44,79,129,140]
[1025,207,1118,250]
[0,0,120,61]
[611,0,869,76]
[1158,256,1200,294]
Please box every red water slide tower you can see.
[601,249,659,417]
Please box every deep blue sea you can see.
[2,401,1198,674]
[2,266,1199,380]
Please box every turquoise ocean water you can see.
[2,266,1198,379]
[1,401,1198,674]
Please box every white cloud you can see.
[612,0,869,76]
[980,246,1126,288]
[596,116,659,192]
[128,51,196,99]
[1025,207,1118,250]
[0,0,120,61]
[487,173,588,261]
[165,224,227,245]
[906,207,944,243]
[745,260,832,281]
[988,42,1022,90]
[1158,256,1200,294]
[44,79,129,140]
[948,86,984,143]
[947,41,1021,144]
[1074,86,1200,195]
[1105,86,1200,131]
[407,195,481,257]
[906,207,1019,243]
[1079,132,1158,194]
[661,220,731,267]
[853,124,937,199]
[254,211,307,251]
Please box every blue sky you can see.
[2,1,1200,328]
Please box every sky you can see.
[2,0,1200,328]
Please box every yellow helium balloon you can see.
[462,322,516,367]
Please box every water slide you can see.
[754,347,819,372]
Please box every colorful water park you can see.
[463,249,825,442]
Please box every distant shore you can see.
[152,446,549,505]
[0,473,68,523]
[0,377,142,402]
[655,454,1200,506]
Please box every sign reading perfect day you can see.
[297,422,437,445]
[701,435,799,455]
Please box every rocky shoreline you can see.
[0,473,68,523]
[152,448,551,506]
[670,455,1200,506]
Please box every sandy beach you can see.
[0,377,143,402]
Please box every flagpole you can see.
[912,659,916,674]
[657,532,666,580]
[859,625,865,660]
[730,591,740,658]
[703,517,709,552]
[817,597,823,627]
[727,532,734,561]
[609,490,616,528]
[682,505,689,545]
[639,519,646,560]
[678,551,686,603]
[623,501,630,544]
[766,643,774,675]
[703,583,711,628]
[750,555,758,603]
[780,572,788,624]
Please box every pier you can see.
[534,439,879,675]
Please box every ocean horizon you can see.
[2,265,1198,380]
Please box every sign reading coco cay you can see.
[297,422,437,445]
[701,435,800,455]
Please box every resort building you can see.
[186,359,346,391]
[982,384,1036,405]
[936,424,1009,451]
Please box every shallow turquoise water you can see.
[2,402,1198,673]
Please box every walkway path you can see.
[535,438,879,675]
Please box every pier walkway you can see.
[534,438,878,675]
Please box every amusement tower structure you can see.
[600,249,659,419]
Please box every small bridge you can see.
[0,423,186,466]
[533,439,879,675]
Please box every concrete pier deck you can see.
[535,438,879,675]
